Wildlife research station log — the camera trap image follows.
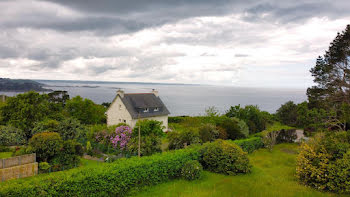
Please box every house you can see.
[106,89,170,131]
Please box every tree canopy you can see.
[307,25,350,107]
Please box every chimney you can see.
[152,89,158,97]
[117,89,124,98]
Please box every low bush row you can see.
[0,140,252,196]
[231,137,264,153]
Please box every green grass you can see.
[128,144,349,197]
[0,152,12,159]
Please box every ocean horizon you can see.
[0,79,307,116]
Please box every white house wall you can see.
[106,96,133,126]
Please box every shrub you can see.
[51,140,81,169]
[127,134,162,156]
[28,132,63,162]
[226,105,271,134]
[0,125,26,146]
[217,117,244,140]
[181,160,203,180]
[234,117,250,137]
[56,117,86,141]
[198,124,218,143]
[168,130,200,150]
[217,127,228,140]
[133,119,164,137]
[110,126,132,150]
[201,140,251,175]
[86,141,93,156]
[39,162,51,173]
[0,146,202,196]
[296,131,350,193]
[31,119,60,136]
[232,137,264,153]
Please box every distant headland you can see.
[0,78,52,92]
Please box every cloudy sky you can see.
[0,0,349,88]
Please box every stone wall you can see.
[0,153,38,181]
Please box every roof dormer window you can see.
[154,107,159,112]
[144,108,149,112]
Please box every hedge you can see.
[0,147,201,197]
[231,137,264,153]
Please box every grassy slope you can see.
[129,144,349,197]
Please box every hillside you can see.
[0,78,51,91]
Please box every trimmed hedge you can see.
[0,146,201,197]
[231,137,264,153]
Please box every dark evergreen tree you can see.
[307,25,350,107]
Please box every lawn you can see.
[0,152,12,159]
[129,144,349,197]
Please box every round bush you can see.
[181,160,203,180]
[296,131,350,193]
[201,139,251,175]
[29,132,63,162]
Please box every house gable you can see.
[106,95,133,126]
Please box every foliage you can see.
[262,130,280,151]
[133,119,164,137]
[0,125,26,146]
[31,119,60,136]
[234,117,250,137]
[217,127,228,140]
[168,130,200,150]
[56,117,86,141]
[86,141,93,156]
[232,137,264,153]
[276,101,298,126]
[127,134,162,156]
[181,160,203,181]
[110,126,132,150]
[65,96,106,125]
[296,131,350,193]
[51,140,81,170]
[200,140,251,175]
[0,91,52,138]
[217,116,244,140]
[307,25,350,108]
[0,146,202,196]
[28,132,63,162]
[130,144,337,197]
[276,129,297,143]
[39,162,51,173]
[198,123,218,143]
[226,104,270,134]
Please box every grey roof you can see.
[120,93,170,119]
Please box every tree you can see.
[226,105,269,134]
[64,96,106,125]
[0,91,52,138]
[308,25,350,107]
[276,101,298,126]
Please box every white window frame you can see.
[154,107,159,112]
[144,108,149,112]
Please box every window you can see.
[119,104,122,110]
[123,120,126,123]
[144,108,149,112]
[119,119,121,122]
[154,107,159,112]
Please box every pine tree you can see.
[307,25,350,108]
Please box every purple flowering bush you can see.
[110,126,132,150]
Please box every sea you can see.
[1,80,307,116]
